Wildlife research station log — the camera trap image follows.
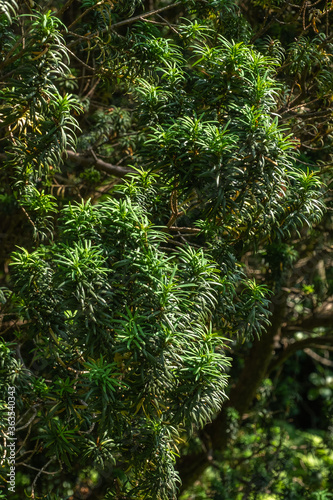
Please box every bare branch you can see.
[282,300,333,333]
[16,408,37,431]
[67,2,182,49]
[31,457,59,498]
[66,47,95,71]
[168,226,201,234]
[66,150,134,178]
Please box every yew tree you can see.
[0,0,332,499]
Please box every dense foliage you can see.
[0,0,332,499]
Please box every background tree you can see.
[0,0,332,499]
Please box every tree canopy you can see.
[0,0,332,499]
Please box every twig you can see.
[78,420,96,436]
[31,457,56,498]
[66,47,95,71]
[110,2,182,30]
[0,319,29,335]
[0,36,26,72]
[23,463,62,475]
[14,445,39,465]
[168,226,201,234]
[16,420,36,456]
[268,335,333,374]
[156,14,180,35]
[280,96,323,115]
[16,408,37,431]
[84,78,101,99]
[0,433,7,466]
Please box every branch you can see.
[67,1,105,31]
[0,319,30,335]
[287,109,333,120]
[168,226,201,234]
[268,335,333,374]
[67,2,182,49]
[66,47,95,71]
[21,463,62,475]
[65,150,134,177]
[282,299,333,334]
[31,457,58,499]
[2,150,132,179]
[16,408,38,431]
[178,292,289,492]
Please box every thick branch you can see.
[65,150,134,178]
[268,335,333,374]
[0,150,133,178]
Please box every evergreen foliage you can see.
[0,0,332,498]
